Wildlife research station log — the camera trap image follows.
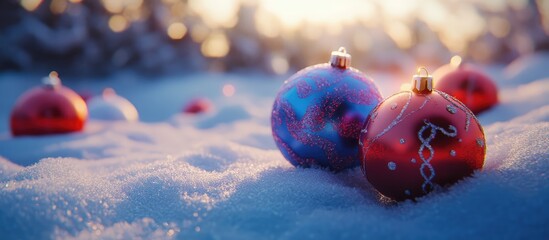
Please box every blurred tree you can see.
[0,0,547,78]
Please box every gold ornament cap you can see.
[412,67,433,94]
[42,71,62,89]
[330,47,351,69]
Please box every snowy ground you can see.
[1,54,549,239]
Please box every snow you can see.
[0,62,548,239]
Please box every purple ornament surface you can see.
[271,63,382,171]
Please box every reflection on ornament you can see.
[433,57,498,114]
[10,71,88,136]
[271,47,383,171]
[183,97,213,114]
[359,68,486,201]
[87,88,139,121]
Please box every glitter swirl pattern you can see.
[272,63,382,171]
[417,121,457,192]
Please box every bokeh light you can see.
[108,15,129,32]
[201,32,230,58]
[489,17,511,38]
[167,22,188,40]
[49,0,67,14]
[102,0,124,13]
[5,0,548,75]
[222,84,236,97]
[20,0,42,11]
[270,54,289,75]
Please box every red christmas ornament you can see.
[10,72,88,136]
[433,57,498,114]
[359,68,486,201]
[183,98,213,114]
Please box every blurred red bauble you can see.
[10,72,88,136]
[433,57,498,114]
[183,98,212,114]
[359,68,486,201]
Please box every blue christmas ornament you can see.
[88,88,139,122]
[271,47,383,171]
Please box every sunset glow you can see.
[19,0,541,67]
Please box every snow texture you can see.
[1,56,549,239]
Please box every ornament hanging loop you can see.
[103,88,116,98]
[42,71,62,89]
[330,47,351,69]
[412,67,433,94]
[417,67,429,77]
